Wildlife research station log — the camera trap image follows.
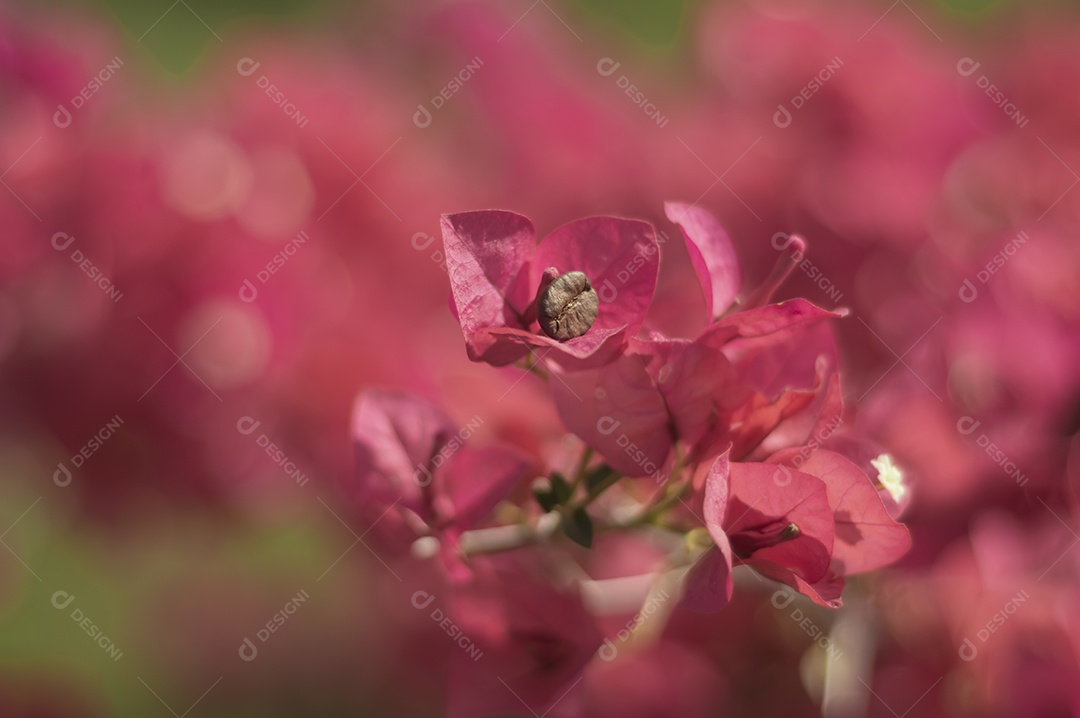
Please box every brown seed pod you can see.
[537,271,599,341]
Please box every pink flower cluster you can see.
[349,203,910,715]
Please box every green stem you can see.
[566,447,594,496]
[521,351,548,380]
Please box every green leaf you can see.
[534,473,574,512]
[560,507,594,548]
[585,465,619,495]
[533,485,557,513]
[550,472,573,504]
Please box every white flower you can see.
[871,453,906,503]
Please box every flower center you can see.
[730,521,802,558]
[871,453,906,502]
[537,270,599,341]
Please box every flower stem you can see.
[567,447,594,496]
[521,351,549,380]
[457,513,561,556]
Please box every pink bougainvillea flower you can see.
[665,201,741,321]
[446,555,602,718]
[551,299,841,479]
[770,448,912,578]
[684,451,835,612]
[549,204,844,478]
[441,210,660,369]
[551,335,742,478]
[348,389,531,557]
[684,445,910,610]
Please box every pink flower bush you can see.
[350,201,911,714]
[7,2,1080,716]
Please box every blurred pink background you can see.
[2,0,1079,715]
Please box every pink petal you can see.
[483,324,630,371]
[693,382,816,464]
[809,374,845,440]
[794,450,912,575]
[442,210,536,365]
[349,389,455,518]
[680,451,735,613]
[665,201,741,319]
[444,444,532,531]
[535,216,659,342]
[728,462,835,583]
[448,558,601,718]
[549,355,673,479]
[721,316,839,399]
[702,449,731,541]
[680,544,733,613]
[701,298,845,348]
[741,363,842,462]
[645,338,744,447]
[753,562,845,608]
